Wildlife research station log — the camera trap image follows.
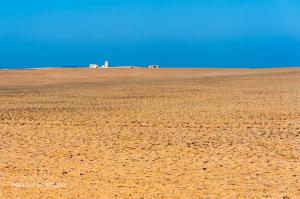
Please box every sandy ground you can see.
[0,68,299,199]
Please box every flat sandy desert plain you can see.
[0,68,299,199]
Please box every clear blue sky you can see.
[1,0,300,68]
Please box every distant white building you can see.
[148,65,159,68]
[89,64,98,68]
[102,60,109,68]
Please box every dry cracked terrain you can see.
[0,68,299,198]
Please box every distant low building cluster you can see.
[89,60,159,69]
[89,60,109,69]
[89,64,98,69]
